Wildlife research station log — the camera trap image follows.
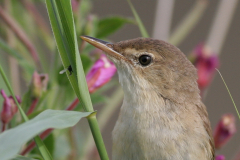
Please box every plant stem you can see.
[0,63,52,160]
[203,0,238,99]
[0,6,41,69]
[216,69,240,120]
[66,98,79,111]
[46,0,109,158]
[152,0,175,40]
[127,0,149,38]
[82,87,123,160]
[5,0,21,96]
[67,128,77,160]
[21,128,53,155]
[87,114,109,160]
[27,98,39,115]
[0,64,28,121]
[169,0,208,46]
[21,0,54,51]
[206,0,238,54]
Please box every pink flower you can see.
[0,89,21,124]
[30,71,48,99]
[215,155,225,160]
[214,114,236,149]
[86,54,117,93]
[71,0,80,12]
[190,43,219,91]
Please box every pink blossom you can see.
[215,155,225,160]
[0,89,21,124]
[86,54,117,93]
[71,0,80,13]
[214,114,236,149]
[190,43,219,91]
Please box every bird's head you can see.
[81,36,200,104]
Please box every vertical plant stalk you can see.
[67,127,77,160]
[87,114,108,160]
[21,0,54,50]
[0,6,40,68]
[82,87,123,160]
[8,55,20,95]
[0,64,52,160]
[5,0,21,95]
[169,0,208,46]
[127,0,149,38]
[206,0,238,54]
[22,0,51,36]
[152,0,175,40]
[45,0,109,159]
[203,0,238,99]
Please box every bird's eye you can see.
[139,55,152,66]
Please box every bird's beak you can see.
[80,36,127,61]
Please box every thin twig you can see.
[0,6,40,68]
[169,0,208,46]
[22,0,51,35]
[21,0,54,50]
[67,127,77,160]
[216,69,240,120]
[27,98,39,115]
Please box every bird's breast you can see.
[112,94,211,160]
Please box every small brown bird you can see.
[81,36,215,160]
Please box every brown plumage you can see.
[81,36,215,160]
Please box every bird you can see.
[81,36,215,160]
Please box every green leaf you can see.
[0,109,92,160]
[46,0,93,111]
[96,16,135,38]
[45,0,109,159]
[46,0,80,100]
[126,0,149,38]
[0,38,34,75]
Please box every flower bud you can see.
[0,89,21,124]
[71,0,80,13]
[215,155,225,160]
[214,114,236,149]
[189,43,219,91]
[30,71,48,99]
[86,54,117,93]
